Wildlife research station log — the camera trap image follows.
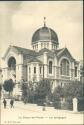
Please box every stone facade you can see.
[1,23,81,94]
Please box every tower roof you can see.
[32,18,59,45]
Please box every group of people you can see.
[3,99,14,108]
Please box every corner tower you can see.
[32,17,59,51]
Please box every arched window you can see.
[47,43,49,48]
[37,44,38,49]
[75,66,77,77]
[8,57,16,70]
[49,61,52,74]
[41,43,43,48]
[52,44,54,49]
[44,43,46,48]
[34,67,36,74]
[60,59,69,76]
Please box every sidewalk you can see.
[1,99,84,124]
[1,99,83,114]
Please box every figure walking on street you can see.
[3,99,7,109]
[10,99,14,108]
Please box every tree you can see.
[21,81,37,103]
[35,79,52,104]
[53,85,64,99]
[21,79,52,104]
[21,82,31,103]
[80,63,84,82]
[63,81,83,99]
[52,81,84,110]
[52,86,64,108]
[62,81,84,110]
[3,79,15,95]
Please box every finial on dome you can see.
[44,17,46,27]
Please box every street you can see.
[0,99,84,124]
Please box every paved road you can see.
[0,100,84,124]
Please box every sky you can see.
[0,1,83,64]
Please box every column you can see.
[37,63,39,81]
[49,42,52,50]
[54,56,57,79]
[77,63,80,81]
[16,54,24,82]
[43,52,48,78]
[31,64,34,82]
[71,62,74,80]
[16,64,23,82]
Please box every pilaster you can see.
[37,63,39,81]
[43,52,48,78]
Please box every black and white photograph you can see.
[0,1,83,124]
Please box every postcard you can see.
[0,1,83,125]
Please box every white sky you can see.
[0,1,83,64]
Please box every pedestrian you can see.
[42,103,46,111]
[10,99,14,108]
[3,99,7,109]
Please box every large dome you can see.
[32,26,59,44]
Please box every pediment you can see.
[2,46,19,61]
[57,48,75,61]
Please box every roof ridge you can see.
[13,45,34,51]
[55,48,64,53]
[12,45,38,56]
[57,48,66,55]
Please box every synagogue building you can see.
[1,19,80,94]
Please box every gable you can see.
[57,48,75,61]
[2,46,19,60]
[3,45,38,60]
